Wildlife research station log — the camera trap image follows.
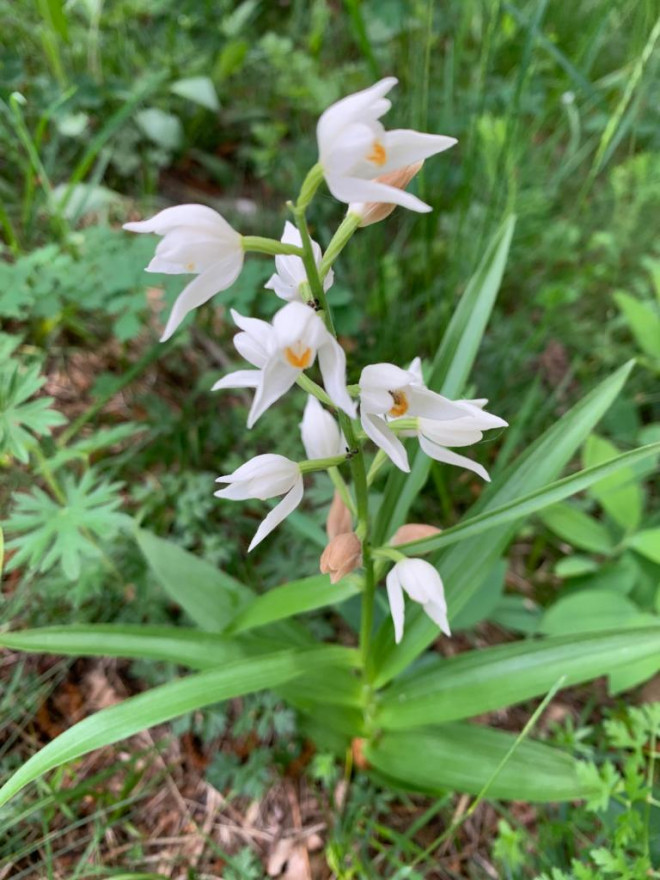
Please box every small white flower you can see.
[300,395,345,460]
[359,359,468,472]
[317,77,456,211]
[386,558,450,644]
[213,302,356,427]
[265,221,334,303]
[359,358,506,477]
[124,204,244,342]
[215,454,303,551]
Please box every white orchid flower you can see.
[386,558,450,644]
[265,221,334,303]
[215,454,303,551]
[317,77,456,211]
[359,360,468,472]
[300,395,345,460]
[124,204,244,342]
[213,302,356,428]
[359,358,506,477]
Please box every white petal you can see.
[418,435,490,481]
[247,358,297,428]
[408,357,424,384]
[300,396,344,459]
[325,174,432,212]
[385,565,406,644]
[317,339,357,418]
[212,369,261,391]
[424,600,451,637]
[360,362,414,392]
[123,204,238,237]
[378,129,457,174]
[160,253,244,341]
[265,273,301,302]
[272,301,321,350]
[317,77,397,156]
[216,453,296,486]
[248,476,304,551]
[361,412,409,472]
[406,387,470,421]
[394,558,441,603]
[153,235,231,274]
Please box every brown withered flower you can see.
[326,489,353,539]
[390,523,441,546]
[349,161,424,227]
[320,532,362,584]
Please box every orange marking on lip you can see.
[186,262,195,271]
[367,140,387,166]
[285,345,313,369]
[389,390,409,417]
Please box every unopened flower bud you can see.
[326,490,352,539]
[320,532,362,584]
[391,523,441,546]
[350,162,424,227]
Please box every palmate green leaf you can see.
[369,361,635,687]
[364,724,596,802]
[375,628,660,730]
[5,471,127,580]
[374,215,516,544]
[0,362,66,463]
[0,647,344,809]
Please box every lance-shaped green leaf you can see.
[0,647,346,808]
[392,442,660,558]
[0,625,268,669]
[369,360,635,687]
[375,628,660,730]
[374,215,516,544]
[135,528,251,630]
[226,574,361,634]
[364,725,596,802]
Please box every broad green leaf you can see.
[374,216,516,543]
[375,628,660,730]
[370,362,637,687]
[135,108,183,151]
[364,725,596,802]
[227,574,361,634]
[539,591,640,636]
[393,442,660,558]
[554,555,599,578]
[278,665,363,708]
[0,648,343,808]
[489,595,541,634]
[135,528,251,631]
[169,76,219,112]
[583,434,644,532]
[539,503,614,554]
[629,528,660,564]
[451,559,507,630]
[614,291,660,360]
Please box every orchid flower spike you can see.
[300,395,345,460]
[123,204,244,342]
[215,454,303,551]
[213,302,356,428]
[359,360,469,472]
[265,221,334,303]
[317,77,456,211]
[386,558,450,644]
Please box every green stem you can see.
[319,212,361,280]
[299,454,351,474]
[296,373,334,408]
[32,445,66,505]
[292,183,377,676]
[329,467,357,517]
[241,236,305,257]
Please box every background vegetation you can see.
[1,0,659,877]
